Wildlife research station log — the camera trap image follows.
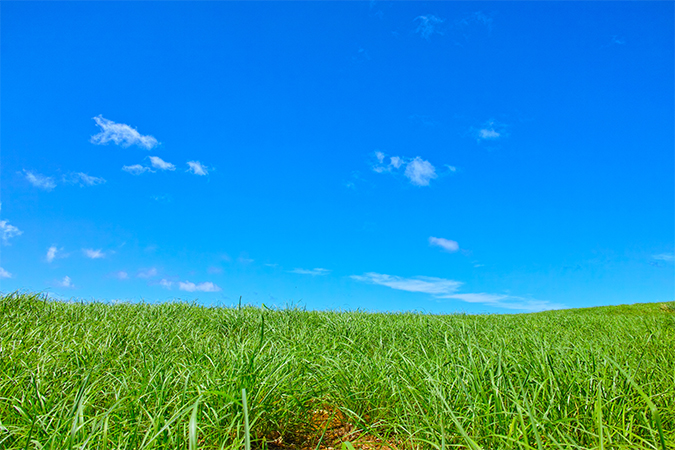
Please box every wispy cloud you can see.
[0,267,12,279]
[187,161,209,176]
[429,237,459,252]
[24,170,56,191]
[351,272,562,312]
[149,156,176,171]
[137,267,158,278]
[439,293,564,312]
[602,35,626,48]
[352,272,462,295]
[83,248,105,259]
[289,268,331,276]
[415,15,445,39]
[57,276,73,288]
[159,279,173,289]
[404,157,437,186]
[46,246,59,263]
[90,115,158,150]
[178,281,221,292]
[372,152,441,187]
[455,11,493,30]
[473,119,508,143]
[1,219,22,245]
[653,253,674,262]
[64,172,106,187]
[238,254,254,265]
[113,271,129,280]
[122,164,154,175]
[207,266,224,274]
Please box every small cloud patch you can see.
[429,237,459,252]
[178,281,221,292]
[187,161,209,176]
[149,156,176,171]
[90,115,159,150]
[24,170,56,191]
[289,268,331,276]
[122,164,154,175]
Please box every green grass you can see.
[1,292,673,450]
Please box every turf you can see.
[1,292,673,449]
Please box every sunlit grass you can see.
[1,292,673,449]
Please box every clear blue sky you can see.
[1,1,673,313]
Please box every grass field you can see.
[1,292,673,450]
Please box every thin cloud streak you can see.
[351,272,462,295]
[289,268,331,276]
[0,267,12,278]
[83,248,105,259]
[178,281,221,292]
[24,170,56,191]
[90,115,159,149]
[122,164,153,175]
[137,267,158,278]
[351,272,562,312]
[64,172,106,186]
[440,293,565,312]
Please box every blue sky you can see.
[1,1,673,313]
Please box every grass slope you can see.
[1,292,673,449]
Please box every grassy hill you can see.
[1,292,673,449]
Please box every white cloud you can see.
[57,276,73,288]
[351,272,462,295]
[122,164,154,175]
[653,253,674,262]
[479,128,500,140]
[351,272,563,312]
[429,237,459,252]
[64,172,106,186]
[1,219,22,244]
[46,246,58,263]
[187,161,209,176]
[440,293,564,312]
[90,115,158,150]
[178,281,221,292]
[289,268,331,276]
[149,156,176,171]
[159,279,173,289]
[137,267,158,278]
[373,152,403,173]
[238,255,254,264]
[474,120,507,143]
[24,170,56,191]
[415,15,445,39]
[83,248,105,259]
[372,153,441,187]
[404,157,437,186]
[114,271,129,280]
[0,267,12,279]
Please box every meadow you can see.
[1,292,673,450]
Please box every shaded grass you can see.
[1,292,673,449]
